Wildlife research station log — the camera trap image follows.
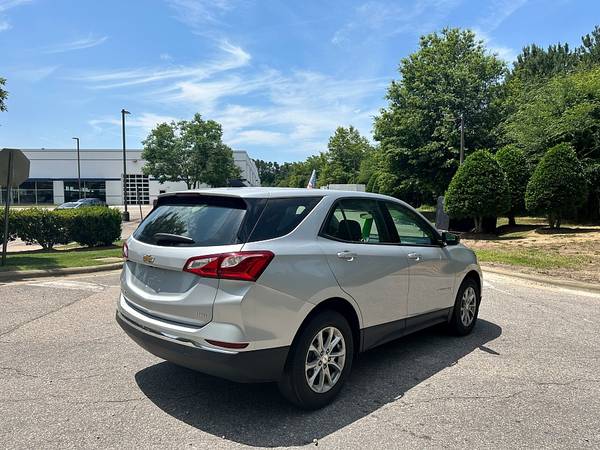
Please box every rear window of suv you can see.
[134,196,248,247]
[247,196,322,242]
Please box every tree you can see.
[374,28,506,204]
[496,145,530,226]
[0,77,7,113]
[503,67,600,163]
[509,43,578,84]
[445,150,510,233]
[320,126,373,185]
[584,161,600,220]
[525,143,587,228]
[142,113,239,189]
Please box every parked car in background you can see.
[117,188,482,409]
[56,198,106,209]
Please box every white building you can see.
[2,149,260,205]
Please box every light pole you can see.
[459,113,465,165]
[72,137,81,199]
[121,109,131,221]
[445,112,466,165]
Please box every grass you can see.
[1,246,122,271]
[474,248,587,270]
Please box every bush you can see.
[445,150,510,233]
[0,208,19,242]
[496,145,530,226]
[526,143,587,228]
[15,208,71,249]
[67,207,122,247]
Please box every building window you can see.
[64,180,106,202]
[124,174,149,205]
[0,180,55,205]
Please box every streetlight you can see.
[72,137,81,200]
[121,109,131,222]
[459,112,465,165]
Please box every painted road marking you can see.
[26,280,106,292]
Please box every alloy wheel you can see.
[305,326,346,393]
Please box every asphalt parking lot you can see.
[1,271,599,449]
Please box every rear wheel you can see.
[278,310,353,409]
[448,278,480,336]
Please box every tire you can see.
[448,277,481,336]
[278,310,354,410]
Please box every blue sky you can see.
[1,0,599,163]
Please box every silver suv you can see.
[117,188,481,409]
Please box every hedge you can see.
[67,207,122,247]
[0,207,122,249]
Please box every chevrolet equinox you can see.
[117,188,482,409]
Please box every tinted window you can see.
[134,196,247,246]
[384,202,437,245]
[247,197,322,242]
[322,199,388,243]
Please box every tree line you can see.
[256,26,600,225]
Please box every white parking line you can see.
[26,280,106,292]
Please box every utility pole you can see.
[72,137,81,199]
[459,113,465,165]
[121,109,131,221]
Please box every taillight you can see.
[123,242,129,260]
[183,251,274,281]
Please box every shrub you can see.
[496,145,530,226]
[525,143,587,228]
[67,207,122,247]
[445,150,510,233]
[15,208,71,249]
[0,208,20,242]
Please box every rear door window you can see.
[134,196,247,246]
[321,198,389,243]
[247,197,322,242]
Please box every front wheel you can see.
[278,310,354,409]
[448,278,480,336]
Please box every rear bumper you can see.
[116,311,289,383]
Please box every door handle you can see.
[407,252,422,261]
[337,251,357,261]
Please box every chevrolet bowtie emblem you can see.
[143,254,155,264]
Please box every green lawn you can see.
[1,246,123,271]
[474,248,587,270]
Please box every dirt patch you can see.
[462,223,600,284]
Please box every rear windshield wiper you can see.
[153,233,195,245]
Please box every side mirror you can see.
[441,231,460,246]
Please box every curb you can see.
[0,262,123,282]
[481,265,600,294]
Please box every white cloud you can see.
[159,53,172,61]
[89,112,177,135]
[44,34,108,54]
[228,130,286,146]
[78,36,386,159]
[0,0,32,31]
[471,0,528,63]
[14,65,59,82]
[332,0,461,45]
[478,0,528,32]
[166,0,234,30]
[70,40,250,89]
[474,28,517,63]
